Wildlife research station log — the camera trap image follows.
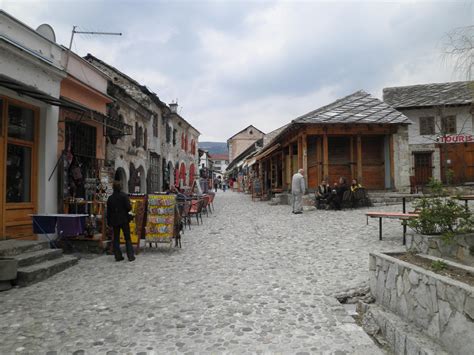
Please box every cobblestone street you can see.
[0,191,407,354]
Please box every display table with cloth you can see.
[31,214,88,248]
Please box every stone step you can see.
[14,248,64,268]
[360,303,449,355]
[0,240,49,257]
[15,255,78,287]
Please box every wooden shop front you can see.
[257,124,395,194]
[0,96,39,239]
[254,90,409,195]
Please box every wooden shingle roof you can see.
[383,81,474,109]
[295,90,410,125]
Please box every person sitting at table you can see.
[328,177,348,210]
[107,181,135,262]
[350,179,362,192]
[315,179,331,209]
[350,178,368,208]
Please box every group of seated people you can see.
[315,177,368,210]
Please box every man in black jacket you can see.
[107,181,135,262]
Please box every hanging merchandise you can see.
[145,194,176,245]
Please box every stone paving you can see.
[0,191,408,354]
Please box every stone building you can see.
[85,54,199,193]
[227,125,264,163]
[253,90,411,194]
[210,154,229,178]
[384,81,474,185]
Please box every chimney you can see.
[169,102,178,114]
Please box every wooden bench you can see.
[366,212,419,245]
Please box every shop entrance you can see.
[414,152,433,185]
[65,122,98,201]
[1,97,39,240]
[440,143,474,184]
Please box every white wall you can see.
[0,27,64,214]
[403,106,473,182]
[407,106,473,145]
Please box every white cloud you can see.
[1,0,471,142]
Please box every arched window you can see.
[189,164,195,185]
[179,162,186,186]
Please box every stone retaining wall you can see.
[369,252,474,355]
[406,233,474,265]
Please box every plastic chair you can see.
[189,198,204,225]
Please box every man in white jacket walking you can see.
[291,169,306,214]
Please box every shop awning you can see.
[0,75,132,136]
[0,74,81,111]
[244,157,256,167]
[254,144,281,161]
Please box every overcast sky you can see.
[2,0,472,141]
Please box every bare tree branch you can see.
[443,25,474,80]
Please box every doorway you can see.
[1,97,39,239]
[414,152,433,185]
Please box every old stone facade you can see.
[85,54,199,193]
[227,125,265,163]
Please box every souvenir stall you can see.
[144,194,177,249]
[119,193,147,253]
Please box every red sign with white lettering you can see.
[437,135,474,143]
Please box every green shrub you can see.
[431,260,448,272]
[408,196,474,235]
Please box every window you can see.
[66,122,96,158]
[6,103,36,203]
[138,126,143,147]
[6,144,32,202]
[148,153,160,193]
[166,124,171,143]
[144,128,147,150]
[153,115,158,137]
[441,116,457,134]
[419,117,435,135]
[8,104,35,141]
[173,129,177,146]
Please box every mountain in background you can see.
[199,141,228,155]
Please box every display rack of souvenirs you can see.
[120,194,147,250]
[145,194,176,246]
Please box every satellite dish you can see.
[36,24,56,42]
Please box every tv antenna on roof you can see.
[65,25,122,68]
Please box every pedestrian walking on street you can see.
[291,169,306,214]
[213,179,219,192]
[107,181,136,262]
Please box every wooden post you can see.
[389,134,395,189]
[298,135,303,169]
[316,136,322,184]
[302,133,308,174]
[281,150,285,187]
[357,135,362,181]
[323,134,329,179]
[350,136,355,179]
[289,143,293,176]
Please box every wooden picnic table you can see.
[366,211,419,245]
